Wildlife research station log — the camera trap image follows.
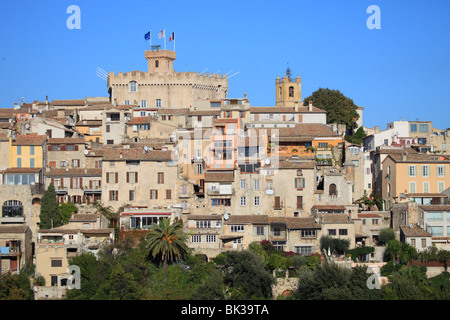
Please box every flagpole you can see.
[164,28,166,50]
[174,30,176,52]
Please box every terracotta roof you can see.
[46,168,102,177]
[275,160,316,170]
[127,117,153,125]
[187,215,223,221]
[69,214,99,222]
[1,167,42,174]
[48,137,85,145]
[189,110,220,116]
[102,148,173,161]
[204,171,234,182]
[320,214,353,224]
[388,153,450,163]
[418,205,450,211]
[295,124,340,137]
[400,225,431,237]
[76,120,102,126]
[357,213,381,218]
[52,99,85,106]
[0,225,30,233]
[225,215,269,225]
[157,108,190,115]
[285,217,321,229]
[313,205,346,210]
[406,193,447,198]
[249,106,326,113]
[12,134,47,146]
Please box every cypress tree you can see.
[39,183,62,229]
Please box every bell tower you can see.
[275,65,302,107]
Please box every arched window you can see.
[279,86,282,97]
[329,184,337,196]
[129,81,137,92]
[2,200,23,218]
[289,86,294,97]
[155,60,159,68]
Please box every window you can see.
[129,190,135,201]
[157,172,164,184]
[150,190,158,199]
[422,165,430,177]
[408,165,417,177]
[297,196,303,209]
[140,100,147,108]
[240,179,246,190]
[156,99,162,107]
[301,229,316,238]
[289,86,294,97]
[339,229,348,236]
[410,124,417,132]
[30,158,35,168]
[419,124,429,132]
[2,200,23,218]
[191,235,201,243]
[254,179,260,190]
[318,142,328,147]
[181,201,188,211]
[109,190,118,201]
[30,146,35,155]
[240,196,246,206]
[231,225,245,232]
[329,183,337,196]
[295,246,313,255]
[124,100,130,105]
[295,177,305,189]
[418,138,427,145]
[423,182,430,193]
[328,229,337,236]
[206,235,216,243]
[255,226,265,236]
[437,165,446,177]
[16,146,21,155]
[438,181,445,193]
[196,220,211,228]
[211,198,231,206]
[274,196,281,209]
[51,260,63,267]
[73,159,80,168]
[107,172,118,184]
[409,182,416,193]
[129,81,137,92]
[254,196,260,206]
[272,227,282,237]
[426,212,443,221]
[127,172,138,184]
[411,239,416,248]
[166,189,172,199]
[427,226,443,236]
[155,60,159,68]
[17,158,21,168]
[422,238,427,248]
[372,219,379,225]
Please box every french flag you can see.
[169,32,175,41]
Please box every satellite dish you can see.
[224,213,229,220]
[143,146,149,153]
[265,159,270,165]
[84,149,89,156]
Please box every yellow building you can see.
[75,120,102,143]
[382,153,450,210]
[9,134,47,168]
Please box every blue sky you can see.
[0,0,449,130]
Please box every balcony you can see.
[83,186,102,194]
[0,216,25,224]
[55,186,68,194]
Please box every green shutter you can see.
[302,177,305,188]
[294,178,298,188]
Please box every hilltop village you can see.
[0,46,449,299]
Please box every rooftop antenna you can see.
[228,71,240,79]
[201,68,208,73]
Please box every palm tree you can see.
[145,218,189,272]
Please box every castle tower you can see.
[275,66,302,107]
[144,46,176,74]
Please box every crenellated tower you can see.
[275,66,302,107]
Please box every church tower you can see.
[275,66,302,107]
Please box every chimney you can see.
[308,100,313,111]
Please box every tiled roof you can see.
[249,106,326,113]
[189,110,220,116]
[1,167,42,174]
[313,205,346,210]
[69,214,99,222]
[275,160,316,170]
[102,148,173,161]
[400,225,431,237]
[0,225,30,233]
[285,217,320,229]
[48,137,85,144]
[12,134,47,146]
[52,99,85,106]
[406,193,447,198]
[76,120,102,126]
[388,153,450,163]
[418,205,450,211]
[204,171,234,182]
[225,215,269,225]
[357,213,381,218]
[157,108,190,115]
[320,214,353,224]
[295,124,340,137]
[46,168,102,177]
[187,215,223,221]
[127,117,153,125]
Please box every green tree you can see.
[384,240,418,264]
[378,228,395,245]
[60,202,78,225]
[39,183,62,229]
[0,271,33,300]
[345,126,367,145]
[145,218,189,273]
[303,88,359,130]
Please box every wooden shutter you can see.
[126,172,130,183]
[70,178,73,189]
[156,190,158,199]
[51,178,54,186]
[80,178,83,188]
[135,172,138,183]
[166,189,171,199]
[274,196,280,209]
[89,180,92,188]
[297,196,303,209]
[106,173,110,183]
[115,172,118,184]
